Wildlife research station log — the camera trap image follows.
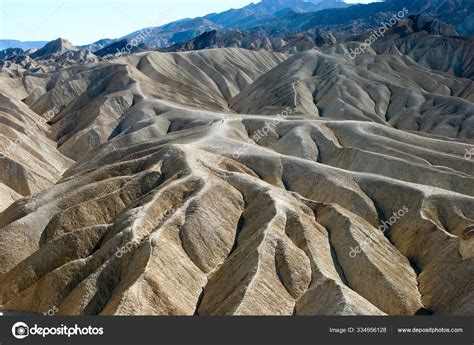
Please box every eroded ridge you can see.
[0,46,473,315]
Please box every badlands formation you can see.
[0,34,473,316]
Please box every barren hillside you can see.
[0,37,472,316]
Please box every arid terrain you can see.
[0,1,473,316]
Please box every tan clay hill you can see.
[0,38,473,316]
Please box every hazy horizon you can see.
[1,0,379,45]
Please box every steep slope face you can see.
[78,39,116,53]
[122,49,288,108]
[230,34,474,139]
[408,13,459,36]
[0,47,472,316]
[0,48,25,61]
[375,31,474,80]
[0,93,73,211]
[403,0,474,36]
[94,39,151,57]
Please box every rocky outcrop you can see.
[409,14,459,36]
[30,38,78,60]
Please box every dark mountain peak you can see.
[31,38,78,59]
[161,30,219,52]
[0,47,25,61]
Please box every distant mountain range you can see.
[248,0,474,34]
[84,0,473,53]
[0,40,48,50]
[85,0,349,52]
[203,0,348,28]
[1,0,473,58]
[0,0,348,52]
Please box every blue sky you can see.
[1,0,377,45]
